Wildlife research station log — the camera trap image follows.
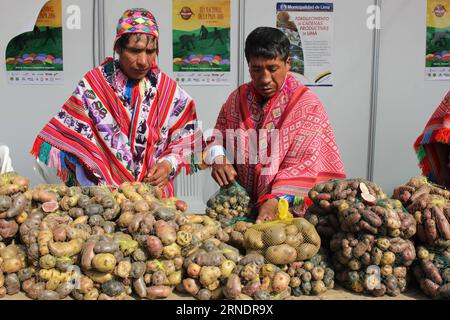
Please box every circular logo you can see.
[280,4,288,11]
[180,7,194,20]
[434,4,447,17]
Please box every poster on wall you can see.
[426,0,450,81]
[173,0,231,86]
[5,0,63,85]
[276,2,334,87]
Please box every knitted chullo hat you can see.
[114,8,159,51]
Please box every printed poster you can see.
[173,0,231,85]
[5,0,63,85]
[276,2,334,86]
[426,0,450,81]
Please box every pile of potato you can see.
[413,246,450,299]
[205,183,253,227]
[0,173,31,243]
[393,177,450,248]
[242,218,321,265]
[288,250,335,297]
[330,232,415,296]
[10,182,191,300]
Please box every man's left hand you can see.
[256,198,279,223]
[145,160,172,188]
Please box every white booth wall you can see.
[0,0,448,211]
[373,0,449,194]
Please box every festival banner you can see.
[5,0,63,85]
[426,0,450,81]
[173,0,231,85]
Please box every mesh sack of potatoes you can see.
[413,246,450,299]
[331,232,416,297]
[305,179,388,243]
[393,177,450,248]
[243,218,321,265]
[334,198,416,238]
[223,252,291,300]
[205,182,254,227]
[287,249,335,297]
[177,238,242,300]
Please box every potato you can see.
[79,276,94,294]
[82,288,99,300]
[133,277,147,298]
[38,290,60,300]
[285,224,299,236]
[5,273,20,295]
[381,265,393,277]
[240,263,260,282]
[154,220,176,246]
[262,224,286,246]
[94,241,119,254]
[296,243,320,261]
[220,260,236,278]
[244,228,264,250]
[163,243,181,259]
[92,253,116,273]
[147,285,172,299]
[114,260,132,279]
[152,270,169,286]
[239,253,265,266]
[168,271,182,286]
[223,274,241,299]
[182,278,200,296]
[265,244,297,265]
[285,233,304,248]
[311,267,325,281]
[195,252,225,267]
[311,280,326,295]
[381,252,395,266]
[48,238,83,257]
[2,257,24,273]
[272,271,290,293]
[146,236,163,258]
[102,280,125,297]
[197,288,212,300]
[84,270,113,284]
[187,263,201,278]
[176,231,192,247]
[200,266,221,287]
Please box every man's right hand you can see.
[211,155,237,187]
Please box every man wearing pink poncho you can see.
[206,27,346,222]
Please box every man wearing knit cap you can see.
[31,8,203,197]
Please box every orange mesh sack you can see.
[243,217,321,265]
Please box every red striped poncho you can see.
[209,73,346,206]
[414,90,450,182]
[31,58,202,197]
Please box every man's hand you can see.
[211,155,237,187]
[256,198,279,223]
[145,160,172,188]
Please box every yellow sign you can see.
[173,0,230,31]
[36,0,62,28]
[427,0,450,29]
